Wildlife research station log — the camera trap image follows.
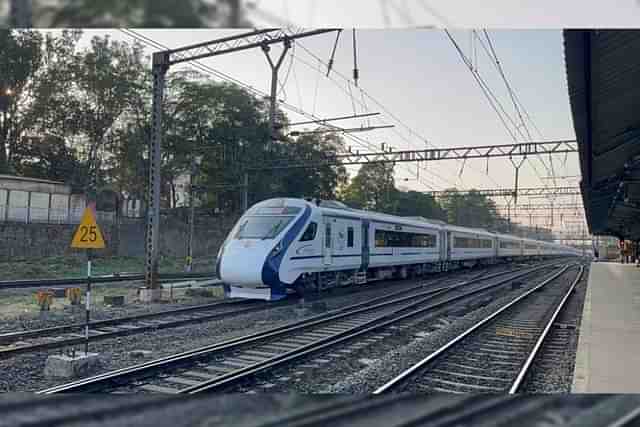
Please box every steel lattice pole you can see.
[145,53,169,293]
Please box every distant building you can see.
[0,175,143,223]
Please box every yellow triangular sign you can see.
[71,207,106,249]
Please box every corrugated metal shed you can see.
[564,30,640,240]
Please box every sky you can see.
[41,28,587,231]
[247,0,640,28]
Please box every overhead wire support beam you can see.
[165,29,340,66]
[245,139,578,171]
[495,203,585,211]
[425,186,582,198]
[289,124,395,137]
[285,112,381,127]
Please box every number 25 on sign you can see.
[71,207,106,249]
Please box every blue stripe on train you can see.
[261,205,312,298]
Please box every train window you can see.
[300,222,317,242]
[374,229,436,248]
[500,241,520,249]
[347,227,354,247]
[454,237,493,249]
[235,215,297,240]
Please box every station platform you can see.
[572,262,640,392]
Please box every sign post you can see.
[71,204,106,354]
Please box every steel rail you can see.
[0,299,255,345]
[0,272,217,290]
[373,264,576,393]
[509,264,585,393]
[38,265,550,394]
[0,300,273,358]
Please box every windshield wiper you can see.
[262,220,284,240]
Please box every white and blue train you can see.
[217,198,580,300]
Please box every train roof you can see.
[260,198,571,248]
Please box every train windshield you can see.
[234,211,300,240]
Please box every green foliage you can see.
[393,190,447,221]
[342,163,396,211]
[37,0,243,27]
[0,30,44,174]
[438,189,500,229]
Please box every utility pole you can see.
[9,0,32,27]
[242,172,249,212]
[244,36,292,214]
[185,156,201,273]
[144,52,169,295]
[261,37,292,140]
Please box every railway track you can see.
[38,262,561,394]
[0,299,266,358]
[0,272,216,290]
[0,264,522,359]
[373,264,584,394]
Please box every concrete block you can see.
[49,288,67,298]
[44,352,101,379]
[104,295,125,306]
[139,288,163,303]
[130,349,153,358]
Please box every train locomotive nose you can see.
[219,240,272,286]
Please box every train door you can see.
[323,218,333,265]
[361,220,370,270]
[439,230,447,261]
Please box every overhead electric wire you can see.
[128,28,443,189]
[119,29,442,190]
[472,30,557,189]
[288,44,457,188]
[292,38,471,189]
[445,29,564,198]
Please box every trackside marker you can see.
[71,203,105,354]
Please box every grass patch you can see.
[1,256,215,281]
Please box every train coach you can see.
[217,198,580,301]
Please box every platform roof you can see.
[564,30,640,240]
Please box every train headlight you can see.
[270,241,284,258]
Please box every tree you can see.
[438,189,502,229]
[71,35,147,195]
[341,162,396,212]
[0,30,44,174]
[11,134,85,186]
[37,0,248,27]
[268,132,348,201]
[393,190,447,221]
